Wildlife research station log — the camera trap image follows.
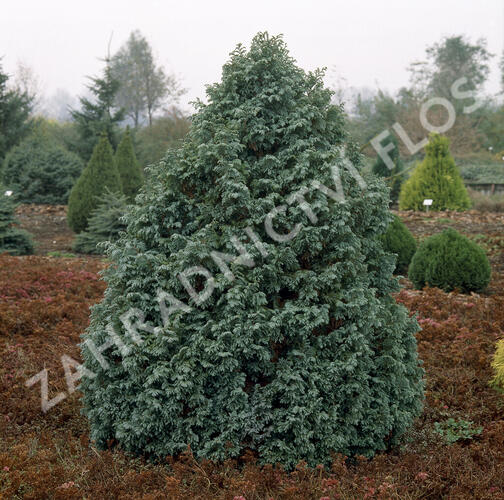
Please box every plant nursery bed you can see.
[0,212,503,499]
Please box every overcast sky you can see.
[1,0,503,113]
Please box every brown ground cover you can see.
[0,210,503,499]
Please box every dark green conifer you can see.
[379,214,416,274]
[73,189,128,254]
[115,127,143,200]
[0,193,34,255]
[70,60,124,162]
[2,132,83,204]
[81,33,424,468]
[372,135,404,204]
[409,228,490,292]
[0,61,33,163]
[67,133,122,233]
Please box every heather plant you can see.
[379,214,416,274]
[409,228,491,293]
[80,33,424,468]
[67,133,122,233]
[399,134,471,211]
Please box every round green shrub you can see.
[409,228,491,293]
[2,135,83,204]
[80,33,424,469]
[379,214,416,274]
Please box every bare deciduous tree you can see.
[111,31,185,127]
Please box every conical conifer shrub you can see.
[372,135,404,204]
[67,133,122,233]
[115,127,143,200]
[80,33,424,468]
[399,134,471,211]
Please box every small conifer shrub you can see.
[80,33,424,468]
[2,134,83,204]
[115,127,143,201]
[73,189,128,254]
[67,133,122,233]
[491,339,504,393]
[372,135,404,204]
[379,214,416,274]
[409,228,490,293]
[399,134,471,211]
[0,194,34,255]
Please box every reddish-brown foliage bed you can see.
[1,214,504,499]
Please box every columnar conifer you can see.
[115,127,143,200]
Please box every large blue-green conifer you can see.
[81,33,424,468]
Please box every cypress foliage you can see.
[80,33,424,468]
[409,228,491,293]
[399,134,471,211]
[372,135,404,204]
[67,134,122,233]
[379,214,416,274]
[115,127,143,200]
[0,193,34,255]
[73,189,129,254]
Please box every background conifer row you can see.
[67,128,142,234]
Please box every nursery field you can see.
[0,211,503,499]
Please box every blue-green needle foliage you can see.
[81,33,424,469]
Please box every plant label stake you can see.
[423,199,433,212]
